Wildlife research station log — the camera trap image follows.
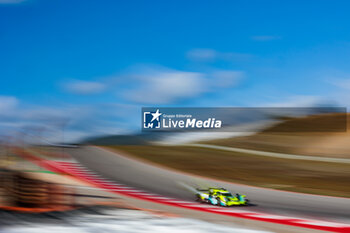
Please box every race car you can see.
[195,187,249,206]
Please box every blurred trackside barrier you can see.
[2,171,76,208]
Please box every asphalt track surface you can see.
[67,146,350,223]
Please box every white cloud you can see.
[0,0,26,3]
[187,48,252,62]
[63,80,106,95]
[124,69,205,104]
[324,77,350,108]
[211,70,244,88]
[0,96,18,112]
[251,35,281,41]
[186,49,217,61]
[0,97,101,143]
[261,95,323,107]
[329,78,350,90]
[120,65,245,104]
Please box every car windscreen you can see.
[220,192,233,197]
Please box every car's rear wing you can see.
[196,187,227,191]
[196,188,209,192]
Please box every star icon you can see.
[151,109,162,122]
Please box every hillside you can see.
[204,113,350,158]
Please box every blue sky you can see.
[1,0,350,142]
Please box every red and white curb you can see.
[17,149,350,233]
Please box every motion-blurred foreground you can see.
[0,206,270,233]
[1,112,350,233]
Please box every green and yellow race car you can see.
[195,187,249,206]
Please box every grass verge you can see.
[106,145,350,198]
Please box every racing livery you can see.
[196,188,249,206]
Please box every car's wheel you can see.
[195,194,201,202]
[216,197,221,206]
